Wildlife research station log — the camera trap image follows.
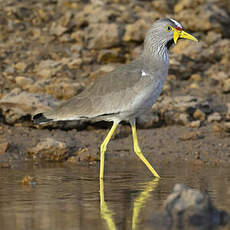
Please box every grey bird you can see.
[33,18,198,179]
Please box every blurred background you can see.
[0,0,229,121]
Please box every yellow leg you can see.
[131,120,160,178]
[132,178,159,230]
[100,179,117,230]
[100,122,118,179]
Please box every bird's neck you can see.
[141,44,169,74]
[143,41,169,64]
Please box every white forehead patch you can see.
[170,18,182,29]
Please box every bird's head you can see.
[144,18,198,58]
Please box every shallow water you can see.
[0,159,230,230]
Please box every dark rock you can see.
[162,184,229,229]
[97,49,125,64]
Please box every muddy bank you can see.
[0,122,229,167]
[0,0,229,164]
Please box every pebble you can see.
[189,120,201,128]
[0,140,8,155]
[223,122,230,133]
[88,23,120,49]
[207,112,222,123]
[193,109,206,121]
[179,131,204,141]
[15,76,33,89]
[222,79,230,93]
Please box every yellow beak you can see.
[173,29,198,44]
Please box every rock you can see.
[207,112,222,123]
[21,175,36,186]
[189,120,201,128]
[71,30,86,44]
[152,96,195,125]
[174,0,197,13]
[198,101,213,115]
[172,40,205,61]
[73,4,117,26]
[223,122,230,133]
[45,80,83,100]
[222,79,230,93]
[209,71,228,83]
[152,95,216,126]
[152,0,177,14]
[0,91,59,124]
[15,76,34,89]
[35,60,62,79]
[190,73,202,82]
[206,40,230,66]
[169,55,195,80]
[193,109,206,121]
[70,44,83,54]
[226,103,230,120]
[213,123,223,133]
[179,131,204,141]
[0,139,8,155]
[173,96,198,112]
[213,122,230,134]
[189,82,200,89]
[123,19,148,42]
[63,58,82,69]
[50,23,68,36]
[97,49,125,64]
[90,65,115,81]
[71,147,98,163]
[137,111,161,128]
[204,31,222,45]
[174,0,210,14]
[28,138,71,161]
[178,113,190,125]
[14,62,27,72]
[88,23,121,49]
[177,3,230,36]
[163,184,228,228]
[0,162,11,168]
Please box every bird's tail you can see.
[33,112,54,124]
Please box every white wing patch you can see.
[141,70,148,77]
[170,18,182,29]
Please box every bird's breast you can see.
[125,71,167,118]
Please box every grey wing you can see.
[43,60,143,121]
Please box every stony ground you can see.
[0,0,229,167]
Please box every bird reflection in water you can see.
[99,178,160,230]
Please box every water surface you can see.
[0,159,229,230]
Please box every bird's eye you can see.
[165,25,172,32]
